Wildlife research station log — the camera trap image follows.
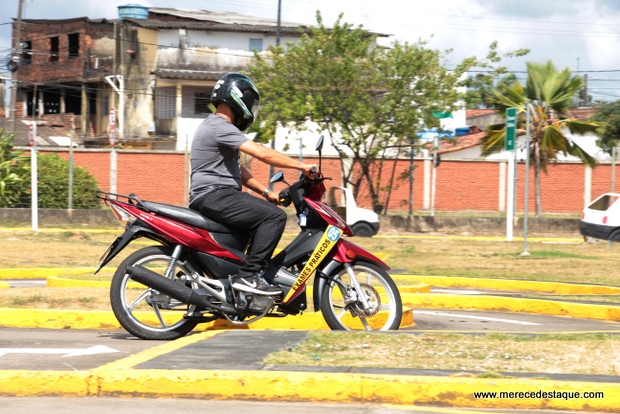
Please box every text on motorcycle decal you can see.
[284,225,342,302]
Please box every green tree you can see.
[589,100,620,154]
[250,13,481,212]
[0,129,30,208]
[32,153,100,209]
[463,41,529,109]
[481,61,604,217]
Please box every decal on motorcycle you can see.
[283,225,342,303]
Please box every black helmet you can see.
[211,73,260,131]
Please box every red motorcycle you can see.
[96,136,402,339]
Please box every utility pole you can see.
[269,0,282,180]
[9,0,24,133]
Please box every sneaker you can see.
[231,274,281,296]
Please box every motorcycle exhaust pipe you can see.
[126,265,236,313]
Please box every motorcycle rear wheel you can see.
[320,261,402,331]
[110,246,199,340]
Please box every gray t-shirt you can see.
[189,115,249,204]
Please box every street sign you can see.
[28,122,36,147]
[109,126,116,147]
[109,107,116,127]
[505,107,516,151]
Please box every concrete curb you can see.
[394,274,620,295]
[0,331,618,411]
[0,307,415,331]
[401,293,620,322]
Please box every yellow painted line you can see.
[401,293,620,322]
[0,281,9,289]
[93,331,223,372]
[394,274,620,295]
[0,228,121,233]
[374,234,583,243]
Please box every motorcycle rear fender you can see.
[94,223,167,274]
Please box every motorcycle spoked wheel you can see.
[320,261,402,331]
[110,245,200,340]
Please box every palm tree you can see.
[481,61,604,218]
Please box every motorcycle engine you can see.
[235,291,278,315]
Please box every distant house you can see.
[9,6,309,148]
[425,107,608,163]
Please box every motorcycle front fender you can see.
[94,223,166,274]
[312,259,342,312]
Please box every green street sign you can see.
[505,107,516,151]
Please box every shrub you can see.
[34,153,100,209]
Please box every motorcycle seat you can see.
[142,201,247,234]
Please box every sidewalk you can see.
[1,329,619,412]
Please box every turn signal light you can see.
[346,249,356,260]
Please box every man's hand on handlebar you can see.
[301,164,318,178]
[264,190,280,205]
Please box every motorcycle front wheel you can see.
[110,246,199,340]
[320,261,402,331]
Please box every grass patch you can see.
[264,331,620,376]
[523,250,598,260]
[2,288,110,310]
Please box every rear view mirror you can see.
[316,135,324,152]
[270,171,284,184]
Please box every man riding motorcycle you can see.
[188,73,317,296]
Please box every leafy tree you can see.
[463,41,529,109]
[0,129,30,208]
[32,153,100,209]
[589,100,620,154]
[481,61,604,217]
[250,13,483,212]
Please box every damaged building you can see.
[9,5,307,148]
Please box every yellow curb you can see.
[1,368,616,411]
[393,275,620,295]
[0,268,94,279]
[46,276,110,288]
[0,370,92,397]
[0,307,414,331]
[45,276,431,298]
[0,281,9,289]
[401,293,620,322]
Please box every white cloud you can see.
[2,0,620,99]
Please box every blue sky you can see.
[3,0,620,101]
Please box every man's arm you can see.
[239,140,316,176]
[241,165,279,203]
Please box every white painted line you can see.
[415,310,542,326]
[0,345,120,357]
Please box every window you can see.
[156,86,176,119]
[50,36,59,62]
[249,38,263,52]
[181,86,213,118]
[21,40,32,65]
[194,92,212,115]
[101,95,109,116]
[68,33,80,58]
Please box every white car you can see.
[327,186,380,237]
[579,192,620,241]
